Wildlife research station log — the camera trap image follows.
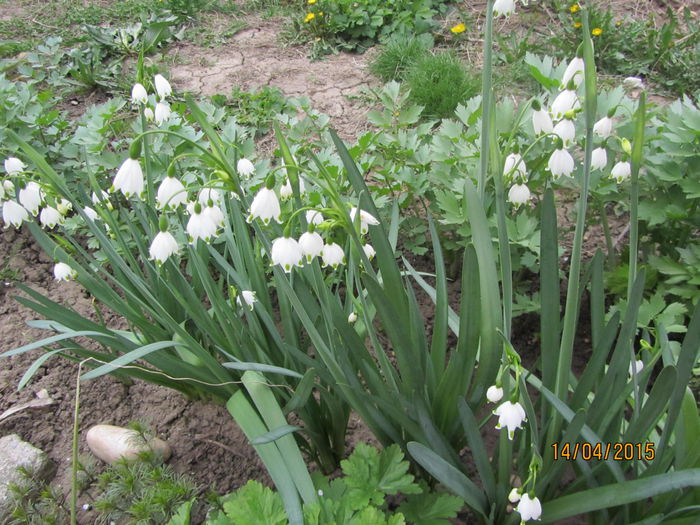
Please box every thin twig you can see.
[31,18,61,30]
[197,437,243,458]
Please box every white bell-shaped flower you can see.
[149,231,179,264]
[561,56,584,88]
[593,116,613,138]
[532,108,553,135]
[157,177,187,209]
[349,207,379,234]
[348,312,358,323]
[516,494,542,522]
[248,187,281,225]
[237,158,255,178]
[131,83,148,104]
[628,359,644,376]
[551,90,580,120]
[508,487,522,503]
[493,0,516,17]
[236,290,258,310]
[53,262,77,281]
[154,101,171,126]
[508,184,531,208]
[203,204,224,228]
[2,200,28,228]
[57,199,72,215]
[362,243,376,261]
[306,210,324,226]
[494,400,527,440]
[298,231,324,263]
[322,242,345,269]
[553,118,576,147]
[154,74,172,99]
[83,206,98,221]
[187,204,218,243]
[40,206,63,228]
[280,177,306,200]
[548,148,575,179]
[18,181,43,215]
[503,153,526,180]
[4,157,26,176]
[198,187,222,206]
[271,237,303,273]
[144,107,155,122]
[112,157,144,198]
[591,147,608,170]
[486,385,504,403]
[611,161,631,183]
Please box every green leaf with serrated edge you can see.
[398,491,463,525]
[164,499,193,525]
[222,481,287,525]
[342,444,420,511]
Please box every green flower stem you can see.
[70,361,82,525]
[627,92,646,298]
[478,0,495,202]
[549,6,597,447]
[140,109,154,209]
[597,199,616,268]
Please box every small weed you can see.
[369,34,432,83]
[212,85,296,137]
[404,52,480,119]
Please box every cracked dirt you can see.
[170,15,376,141]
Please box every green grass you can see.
[404,52,480,119]
[369,35,431,83]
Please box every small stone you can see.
[0,434,53,517]
[86,425,171,464]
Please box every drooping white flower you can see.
[279,177,306,200]
[247,187,281,225]
[157,177,187,209]
[92,190,109,206]
[0,183,4,201]
[553,118,576,147]
[362,243,376,261]
[3,180,15,194]
[2,200,28,228]
[547,148,575,178]
[494,400,527,440]
[593,116,613,138]
[40,206,62,228]
[154,74,172,99]
[623,77,644,90]
[236,290,258,310]
[53,262,77,281]
[591,147,608,170]
[56,199,72,215]
[561,56,584,88]
[508,184,531,208]
[508,487,522,503]
[550,89,580,120]
[611,161,631,183]
[83,206,98,221]
[237,158,255,178]
[532,108,553,135]
[203,204,225,228]
[503,153,526,181]
[154,102,171,126]
[516,494,542,522]
[4,157,26,176]
[493,0,516,17]
[131,83,148,104]
[112,158,144,198]
[144,107,155,122]
[186,204,218,243]
[271,237,303,273]
[322,242,345,269]
[306,210,324,226]
[18,181,43,215]
[629,359,644,376]
[349,207,379,234]
[298,231,324,262]
[198,187,222,206]
[149,231,179,264]
[486,385,504,403]
[348,312,358,323]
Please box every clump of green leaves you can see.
[7,465,68,525]
[201,444,463,525]
[212,86,296,137]
[369,35,432,82]
[404,52,479,119]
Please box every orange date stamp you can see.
[551,442,655,461]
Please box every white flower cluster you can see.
[131,74,173,127]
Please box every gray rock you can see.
[0,434,53,521]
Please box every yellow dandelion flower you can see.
[615,21,622,27]
[304,12,315,22]
[308,0,317,3]
[574,21,582,28]
[592,27,603,36]
[450,23,466,34]
[318,11,324,15]
[569,3,580,13]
